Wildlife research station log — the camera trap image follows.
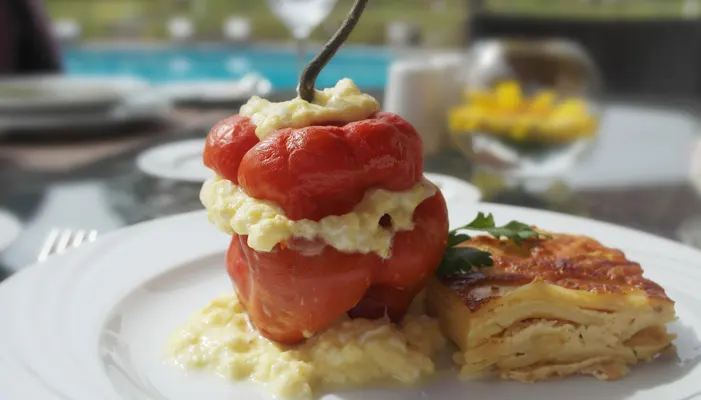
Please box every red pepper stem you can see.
[297,0,369,103]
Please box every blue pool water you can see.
[63,45,393,91]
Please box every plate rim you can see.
[135,139,212,183]
[0,75,150,110]
[3,202,701,284]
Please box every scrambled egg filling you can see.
[200,177,436,258]
[240,78,380,140]
[168,295,446,399]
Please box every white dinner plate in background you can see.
[424,172,481,203]
[687,136,701,197]
[158,73,272,105]
[677,137,701,248]
[0,76,171,136]
[0,204,700,400]
[0,209,22,253]
[135,139,482,225]
[0,76,146,113]
[135,140,483,208]
[136,139,211,183]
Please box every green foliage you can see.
[484,0,694,19]
[45,0,692,44]
[44,0,467,45]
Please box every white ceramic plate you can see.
[158,73,272,105]
[135,139,212,183]
[0,209,22,253]
[134,139,482,208]
[0,76,171,135]
[424,172,482,204]
[1,204,701,400]
[688,137,701,197]
[135,139,481,225]
[0,76,146,112]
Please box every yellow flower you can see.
[529,90,556,111]
[494,80,522,110]
[449,81,598,143]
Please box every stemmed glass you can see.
[265,0,338,76]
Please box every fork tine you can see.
[86,230,98,242]
[37,228,99,262]
[37,229,60,262]
[70,230,87,248]
[54,229,73,255]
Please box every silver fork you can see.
[37,229,99,263]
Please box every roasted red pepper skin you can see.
[236,112,424,221]
[203,115,259,185]
[226,189,448,344]
[205,111,449,344]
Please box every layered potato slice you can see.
[426,231,677,382]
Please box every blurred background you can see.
[2,0,701,279]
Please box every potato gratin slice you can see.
[427,231,676,382]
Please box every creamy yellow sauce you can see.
[200,177,436,258]
[168,294,446,399]
[239,78,380,140]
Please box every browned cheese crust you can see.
[438,232,672,312]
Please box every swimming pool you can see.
[62,45,393,91]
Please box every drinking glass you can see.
[265,0,338,75]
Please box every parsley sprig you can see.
[436,212,546,277]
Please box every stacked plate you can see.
[127,139,484,224]
[0,75,171,136]
[158,73,273,107]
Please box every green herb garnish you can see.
[436,212,547,277]
[436,246,494,277]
